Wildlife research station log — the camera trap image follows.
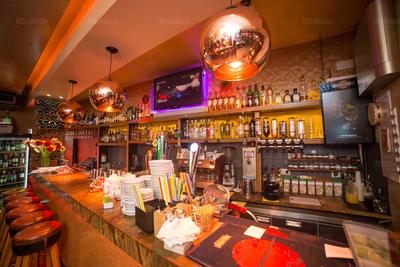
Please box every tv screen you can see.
[153,67,205,112]
[320,76,374,144]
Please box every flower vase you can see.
[40,150,51,167]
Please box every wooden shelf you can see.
[0,166,25,170]
[98,142,126,147]
[303,138,324,145]
[180,137,258,144]
[128,140,151,144]
[288,167,360,173]
[0,181,24,187]
[0,150,25,154]
[288,157,360,163]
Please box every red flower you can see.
[44,140,51,147]
[34,140,43,146]
[47,145,56,152]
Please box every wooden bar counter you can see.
[30,172,200,267]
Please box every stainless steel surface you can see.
[354,0,400,95]
[241,178,255,198]
[0,0,68,93]
[242,147,257,179]
[200,5,271,81]
[372,80,400,183]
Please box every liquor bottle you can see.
[193,120,198,139]
[309,79,321,100]
[225,122,231,138]
[250,117,256,137]
[274,92,283,104]
[231,122,236,138]
[15,141,20,151]
[229,94,235,109]
[19,170,25,181]
[210,119,215,139]
[206,119,211,139]
[260,85,266,106]
[271,118,278,138]
[253,84,260,106]
[207,93,213,111]
[212,94,218,111]
[244,118,250,138]
[237,116,244,138]
[283,90,292,103]
[297,119,305,139]
[223,94,229,110]
[247,86,253,107]
[292,88,300,102]
[289,117,296,138]
[235,87,241,109]
[266,84,273,105]
[220,122,225,139]
[299,75,308,101]
[279,121,287,138]
[215,121,220,139]
[5,141,10,152]
[241,87,247,108]
[254,112,262,137]
[263,118,270,138]
[188,120,194,138]
[217,94,223,110]
[202,120,207,139]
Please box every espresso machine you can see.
[176,148,225,189]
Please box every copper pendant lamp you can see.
[88,46,125,112]
[200,0,271,81]
[57,80,85,124]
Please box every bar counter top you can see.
[32,172,200,267]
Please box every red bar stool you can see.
[12,221,62,267]
[0,210,54,267]
[1,204,46,253]
[5,196,40,212]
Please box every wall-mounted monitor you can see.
[320,75,374,144]
[153,67,207,113]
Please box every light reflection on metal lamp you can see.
[89,46,125,112]
[200,4,271,81]
[57,80,85,124]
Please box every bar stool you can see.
[5,196,40,212]
[12,220,62,267]
[0,210,54,267]
[1,204,46,252]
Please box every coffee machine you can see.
[242,147,257,198]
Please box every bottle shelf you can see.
[288,167,360,173]
[288,157,360,163]
[0,181,24,187]
[0,166,25,170]
[98,142,126,147]
[0,150,25,154]
[125,138,324,145]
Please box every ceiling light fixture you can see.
[200,0,271,81]
[88,46,125,112]
[57,80,85,124]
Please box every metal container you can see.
[241,178,255,199]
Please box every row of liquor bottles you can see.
[0,170,25,185]
[181,113,308,140]
[0,141,27,152]
[100,129,128,143]
[0,155,25,168]
[207,80,321,111]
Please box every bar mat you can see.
[186,216,353,267]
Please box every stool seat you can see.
[5,203,46,225]
[12,221,62,256]
[9,210,54,237]
[3,193,36,205]
[2,188,28,197]
[5,196,40,211]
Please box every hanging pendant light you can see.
[57,80,85,124]
[88,46,125,112]
[200,0,271,81]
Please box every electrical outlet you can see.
[336,59,354,71]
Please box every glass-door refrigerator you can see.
[0,134,30,191]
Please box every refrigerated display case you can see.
[0,134,30,191]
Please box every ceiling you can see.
[0,0,372,101]
[0,0,69,94]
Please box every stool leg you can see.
[0,225,9,251]
[49,243,60,267]
[21,255,30,267]
[15,256,23,267]
[0,235,12,267]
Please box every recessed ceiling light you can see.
[59,96,64,99]
[46,94,51,97]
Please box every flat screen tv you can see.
[320,76,374,144]
[153,67,206,113]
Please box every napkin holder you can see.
[135,199,166,233]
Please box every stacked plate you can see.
[139,175,152,188]
[149,160,174,199]
[121,174,146,216]
[140,188,154,202]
